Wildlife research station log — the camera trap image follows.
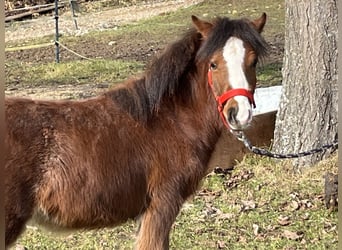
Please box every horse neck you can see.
[171,62,223,142]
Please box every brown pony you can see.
[5,13,268,249]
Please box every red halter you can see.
[207,68,256,128]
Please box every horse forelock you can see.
[197,17,269,62]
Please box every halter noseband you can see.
[207,68,256,128]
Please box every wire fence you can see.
[5,1,181,62]
[55,40,94,61]
[5,1,285,63]
[6,0,90,62]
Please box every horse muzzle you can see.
[216,89,255,130]
[225,99,253,130]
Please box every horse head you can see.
[193,13,268,131]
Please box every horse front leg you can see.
[5,182,35,247]
[134,188,183,250]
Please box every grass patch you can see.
[257,62,283,87]
[5,59,144,88]
[74,0,284,47]
[12,153,337,249]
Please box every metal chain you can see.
[231,130,338,159]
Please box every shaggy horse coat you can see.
[5,14,268,249]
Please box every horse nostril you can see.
[227,107,238,125]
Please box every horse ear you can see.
[251,12,267,33]
[191,15,213,38]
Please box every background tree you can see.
[272,0,338,167]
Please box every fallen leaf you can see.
[240,200,257,212]
[301,212,310,220]
[238,235,247,243]
[252,224,259,236]
[216,212,234,220]
[290,200,300,211]
[283,229,304,241]
[216,240,226,249]
[300,199,313,208]
[278,215,291,226]
[289,192,299,199]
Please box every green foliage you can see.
[257,63,283,87]
[5,59,144,87]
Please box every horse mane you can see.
[105,28,203,122]
[105,17,268,123]
[144,29,203,113]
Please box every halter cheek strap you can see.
[207,69,256,128]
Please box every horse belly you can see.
[34,164,148,230]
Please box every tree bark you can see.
[273,0,338,167]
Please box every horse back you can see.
[5,96,150,229]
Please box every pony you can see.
[5,13,268,249]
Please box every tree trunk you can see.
[273,0,338,167]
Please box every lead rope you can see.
[231,130,338,159]
[207,68,338,158]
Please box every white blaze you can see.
[222,37,252,126]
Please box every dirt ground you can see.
[5,0,209,98]
[5,0,283,99]
[5,0,203,62]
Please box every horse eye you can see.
[252,58,258,67]
[210,62,217,70]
